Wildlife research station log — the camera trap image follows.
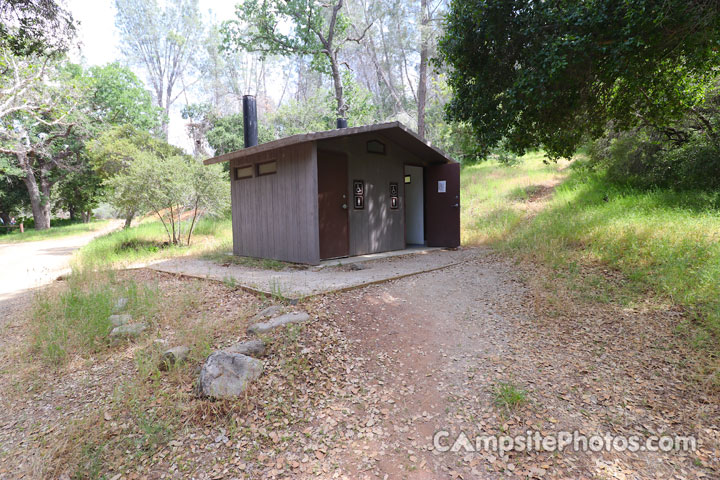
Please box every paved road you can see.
[0,221,122,304]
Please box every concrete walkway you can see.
[142,248,471,299]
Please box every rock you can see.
[198,352,263,399]
[109,314,132,327]
[250,305,284,322]
[247,312,310,335]
[109,322,146,338]
[349,263,366,271]
[226,339,266,357]
[114,297,129,312]
[160,346,190,371]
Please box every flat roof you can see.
[203,121,456,166]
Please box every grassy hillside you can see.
[462,154,720,384]
[74,215,232,270]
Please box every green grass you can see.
[461,153,720,384]
[74,215,232,270]
[0,219,112,244]
[507,166,720,346]
[461,151,571,244]
[493,381,528,410]
[30,271,159,365]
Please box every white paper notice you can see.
[438,180,447,193]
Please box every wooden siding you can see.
[229,142,320,264]
[318,133,418,256]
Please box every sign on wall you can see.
[390,182,399,209]
[438,180,447,193]
[353,180,364,209]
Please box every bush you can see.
[587,130,720,191]
[106,156,229,245]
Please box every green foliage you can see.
[438,0,720,158]
[88,125,183,178]
[223,0,364,118]
[31,272,158,365]
[75,215,231,270]
[0,0,76,56]
[272,92,335,137]
[86,62,163,131]
[586,81,720,191]
[224,0,331,60]
[424,76,485,164]
[205,112,275,156]
[105,154,229,245]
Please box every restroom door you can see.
[425,163,460,248]
[404,165,424,245]
[317,151,350,259]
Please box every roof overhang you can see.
[203,121,456,166]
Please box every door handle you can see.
[452,204,459,208]
[342,204,348,209]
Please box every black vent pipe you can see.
[336,118,347,129]
[243,95,258,148]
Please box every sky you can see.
[65,0,239,151]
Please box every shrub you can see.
[587,130,720,191]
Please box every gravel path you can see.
[0,221,122,306]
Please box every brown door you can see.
[425,163,460,247]
[318,151,350,259]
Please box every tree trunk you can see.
[329,53,346,120]
[82,211,91,223]
[124,211,134,229]
[69,206,76,221]
[18,153,51,230]
[417,0,429,138]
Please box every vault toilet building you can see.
[204,95,460,265]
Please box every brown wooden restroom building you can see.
[204,107,460,265]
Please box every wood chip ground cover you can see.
[0,249,717,479]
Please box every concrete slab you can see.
[139,248,470,300]
[315,246,442,269]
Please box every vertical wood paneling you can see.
[229,142,319,264]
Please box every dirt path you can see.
[315,248,719,479]
[0,248,716,479]
[0,221,122,306]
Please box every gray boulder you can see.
[198,352,264,399]
[248,312,310,335]
[114,297,129,312]
[109,314,132,327]
[226,339,266,357]
[160,346,190,371]
[110,322,146,338]
[250,305,284,323]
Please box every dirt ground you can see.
[0,248,718,479]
